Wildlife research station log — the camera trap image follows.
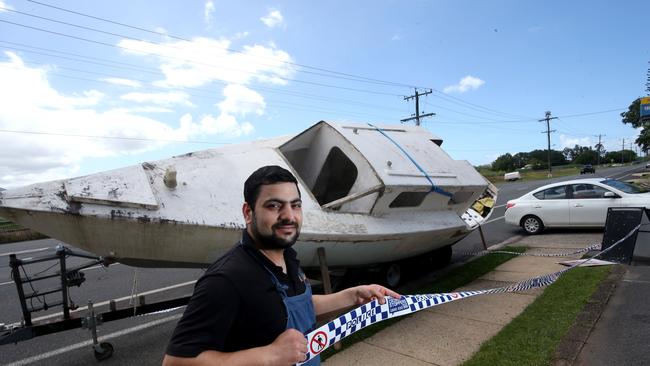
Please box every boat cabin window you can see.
[389,191,427,208]
[449,190,474,205]
[312,147,358,206]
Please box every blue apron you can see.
[262,263,320,365]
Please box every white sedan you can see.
[504,178,650,234]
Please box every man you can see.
[163,165,399,366]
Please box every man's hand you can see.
[351,284,401,305]
[267,328,307,365]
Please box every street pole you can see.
[595,134,605,166]
[621,139,625,164]
[539,111,557,178]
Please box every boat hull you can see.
[0,206,470,268]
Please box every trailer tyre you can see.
[94,342,114,361]
[432,245,452,268]
[382,263,402,288]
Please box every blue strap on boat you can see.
[368,123,453,198]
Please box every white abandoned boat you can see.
[0,121,496,271]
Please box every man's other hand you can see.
[267,328,307,365]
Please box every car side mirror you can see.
[603,191,618,198]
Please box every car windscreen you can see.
[601,179,649,194]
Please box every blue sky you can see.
[0,0,647,187]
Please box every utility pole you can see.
[401,88,435,126]
[539,111,558,178]
[621,139,625,164]
[595,134,605,166]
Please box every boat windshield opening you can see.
[389,191,427,208]
[312,147,358,205]
[601,179,649,194]
[279,121,383,213]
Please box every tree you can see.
[512,152,529,168]
[574,149,598,165]
[562,145,590,161]
[492,153,515,171]
[621,98,650,152]
[604,150,637,164]
[528,149,568,166]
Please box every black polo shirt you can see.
[166,231,307,357]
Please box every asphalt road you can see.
[0,164,645,366]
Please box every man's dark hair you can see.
[244,165,300,209]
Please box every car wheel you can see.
[521,215,543,235]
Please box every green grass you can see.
[478,163,635,185]
[0,217,23,232]
[462,265,611,366]
[479,166,582,184]
[319,246,526,361]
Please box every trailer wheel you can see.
[382,263,402,288]
[94,342,114,361]
[432,245,452,269]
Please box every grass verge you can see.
[320,246,526,362]
[479,166,582,184]
[462,265,611,366]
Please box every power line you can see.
[429,89,533,120]
[0,61,404,121]
[23,0,416,89]
[19,0,532,118]
[0,40,410,113]
[555,108,626,118]
[0,128,227,144]
[0,18,402,97]
[3,3,628,128]
[5,48,620,127]
[424,101,537,122]
[2,5,417,91]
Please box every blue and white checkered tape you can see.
[298,224,640,365]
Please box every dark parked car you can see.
[580,164,595,174]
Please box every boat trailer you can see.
[0,245,190,360]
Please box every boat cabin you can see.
[279,121,487,216]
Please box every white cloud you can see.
[0,52,254,188]
[179,113,254,138]
[528,25,543,33]
[101,77,142,88]
[391,34,402,41]
[443,75,485,94]
[118,37,294,88]
[217,84,265,116]
[204,1,215,24]
[233,31,250,40]
[0,1,14,11]
[559,134,592,149]
[114,106,174,114]
[260,9,284,28]
[121,91,194,107]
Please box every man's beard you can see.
[250,215,300,250]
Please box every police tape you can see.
[299,224,640,364]
[457,242,602,258]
